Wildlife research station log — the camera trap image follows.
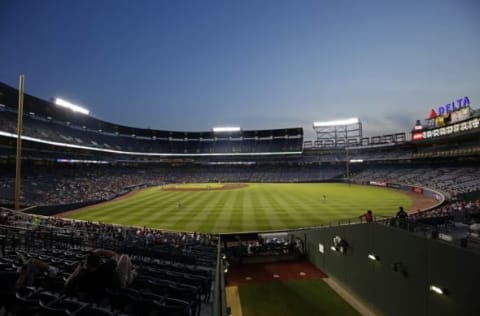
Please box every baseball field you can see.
[62,182,415,233]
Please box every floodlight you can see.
[429,285,444,295]
[368,254,379,261]
[55,98,90,115]
[212,126,241,133]
[349,159,363,163]
[313,118,359,127]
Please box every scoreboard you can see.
[412,96,479,141]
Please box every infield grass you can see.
[63,183,412,233]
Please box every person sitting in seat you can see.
[65,249,136,299]
[15,256,59,289]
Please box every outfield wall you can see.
[294,223,479,316]
[369,181,445,211]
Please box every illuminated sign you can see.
[369,181,386,187]
[386,183,401,189]
[56,159,109,164]
[413,117,480,141]
[450,107,470,124]
[412,187,424,194]
[430,96,470,118]
[412,132,424,141]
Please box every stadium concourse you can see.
[1,81,480,315]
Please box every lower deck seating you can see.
[0,222,217,316]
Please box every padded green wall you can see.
[296,224,480,316]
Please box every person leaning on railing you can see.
[359,210,373,223]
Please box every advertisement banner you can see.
[411,187,424,194]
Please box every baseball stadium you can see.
[1,81,479,316]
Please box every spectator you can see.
[396,206,409,229]
[65,249,136,298]
[15,257,59,289]
[359,209,374,223]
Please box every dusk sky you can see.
[1,0,479,140]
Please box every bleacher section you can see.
[0,208,216,316]
[351,165,480,196]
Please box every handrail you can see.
[213,235,223,316]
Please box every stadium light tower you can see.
[54,98,90,115]
[312,118,362,148]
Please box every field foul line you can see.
[226,286,243,316]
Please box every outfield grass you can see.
[238,279,360,316]
[63,183,412,233]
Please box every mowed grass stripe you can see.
[105,188,168,211]
[212,189,239,232]
[249,186,275,232]
[171,191,224,229]
[193,190,236,232]
[189,190,237,232]
[146,191,207,226]
[277,187,329,224]
[69,188,172,222]
[269,185,325,226]
[64,183,418,233]
[264,188,303,230]
[156,191,213,231]
[196,190,233,232]
[213,188,244,232]
[98,189,185,225]
[244,186,273,232]
[117,190,182,223]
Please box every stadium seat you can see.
[67,304,115,316]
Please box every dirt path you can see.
[399,190,440,213]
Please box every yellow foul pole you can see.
[14,75,25,210]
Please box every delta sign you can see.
[429,96,470,119]
[413,96,477,141]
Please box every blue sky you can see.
[1,0,479,140]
